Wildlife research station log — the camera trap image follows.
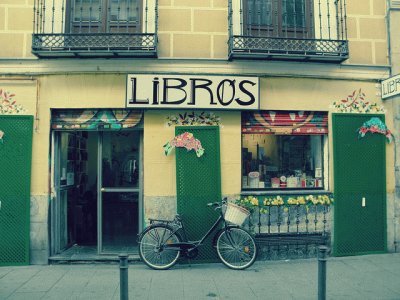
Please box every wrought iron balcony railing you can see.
[32,0,158,58]
[243,203,331,260]
[228,0,349,62]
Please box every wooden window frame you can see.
[65,0,142,34]
[243,0,314,39]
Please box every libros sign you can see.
[126,74,259,110]
[381,73,400,100]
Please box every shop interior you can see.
[242,134,326,190]
[53,130,140,259]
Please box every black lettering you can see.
[161,78,187,104]
[217,79,235,106]
[190,78,216,105]
[152,77,159,105]
[129,77,149,104]
[396,78,400,92]
[389,80,395,93]
[236,80,256,106]
[382,82,388,96]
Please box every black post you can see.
[318,246,328,300]
[119,253,129,300]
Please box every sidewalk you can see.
[1,253,400,300]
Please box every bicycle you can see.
[138,198,257,270]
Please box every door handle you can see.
[362,197,366,207]
[0,200,2,210]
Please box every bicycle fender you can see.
[212,225,240,247]
[137,224,180,243]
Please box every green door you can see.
[176,126,221,262]
[0,115,33,266]
[332,114,386,256]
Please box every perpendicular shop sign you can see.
[126,74,259,110]
[382,73,400,100]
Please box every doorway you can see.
[51,130,142,259]
[332,114,386,256]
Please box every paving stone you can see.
[1,253,400,299]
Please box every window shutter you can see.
[51,109,142,130]
[242,111,328,135]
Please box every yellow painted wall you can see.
[29,74,127,195]
[0,0,389,64]
[0,0,35,58]
[143,110,242,197]
[1,75,393,202]
[26,74,395,199]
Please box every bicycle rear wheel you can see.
[216,227,257,270]
[139,225,182,270]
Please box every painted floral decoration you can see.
[0,130,4,144]
[166,111,221,126]
[330,89,386,113]
[0,90,26,114]
[163,132,205,157]
[358,117,394,143]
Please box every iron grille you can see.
[32,0,158,58]
[228,0,349,62]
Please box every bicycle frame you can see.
[150,204,235,252]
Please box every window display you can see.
[241,110,328,190]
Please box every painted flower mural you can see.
[0,90,26,114]
[163,132,205,157]
[166,111,221,126]
[0,130,4,144]
[358,117,394,143]
[330,89,386,113]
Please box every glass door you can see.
[98,131,142,254]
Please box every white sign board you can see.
[126,74,259,110]
[382,74,400,99]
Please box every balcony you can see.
[228,0,349,62]
[32,0,158,58]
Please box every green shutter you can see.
[176,126,221,262]
[0,115,33,266]
[332,114,386,256]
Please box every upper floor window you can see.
[244,0,313,38]
[32,0,157,58]
[228,0,349,62]
[67,0,141,33]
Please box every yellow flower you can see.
[250,197,259,206]
[283,207,289,213]
[263,199,271,206]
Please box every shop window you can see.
[242,111,328,190]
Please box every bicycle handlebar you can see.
[206,198,228,209]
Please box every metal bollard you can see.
[318,246,328,300]
[119,253,129,300]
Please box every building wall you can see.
[0,0,34,58]
[389,3,400,253]
[0,0,390,64]
[0,0,398,264]
[346,0,389,65]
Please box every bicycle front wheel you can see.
[139,225,182,270]
[216,227,257,270]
